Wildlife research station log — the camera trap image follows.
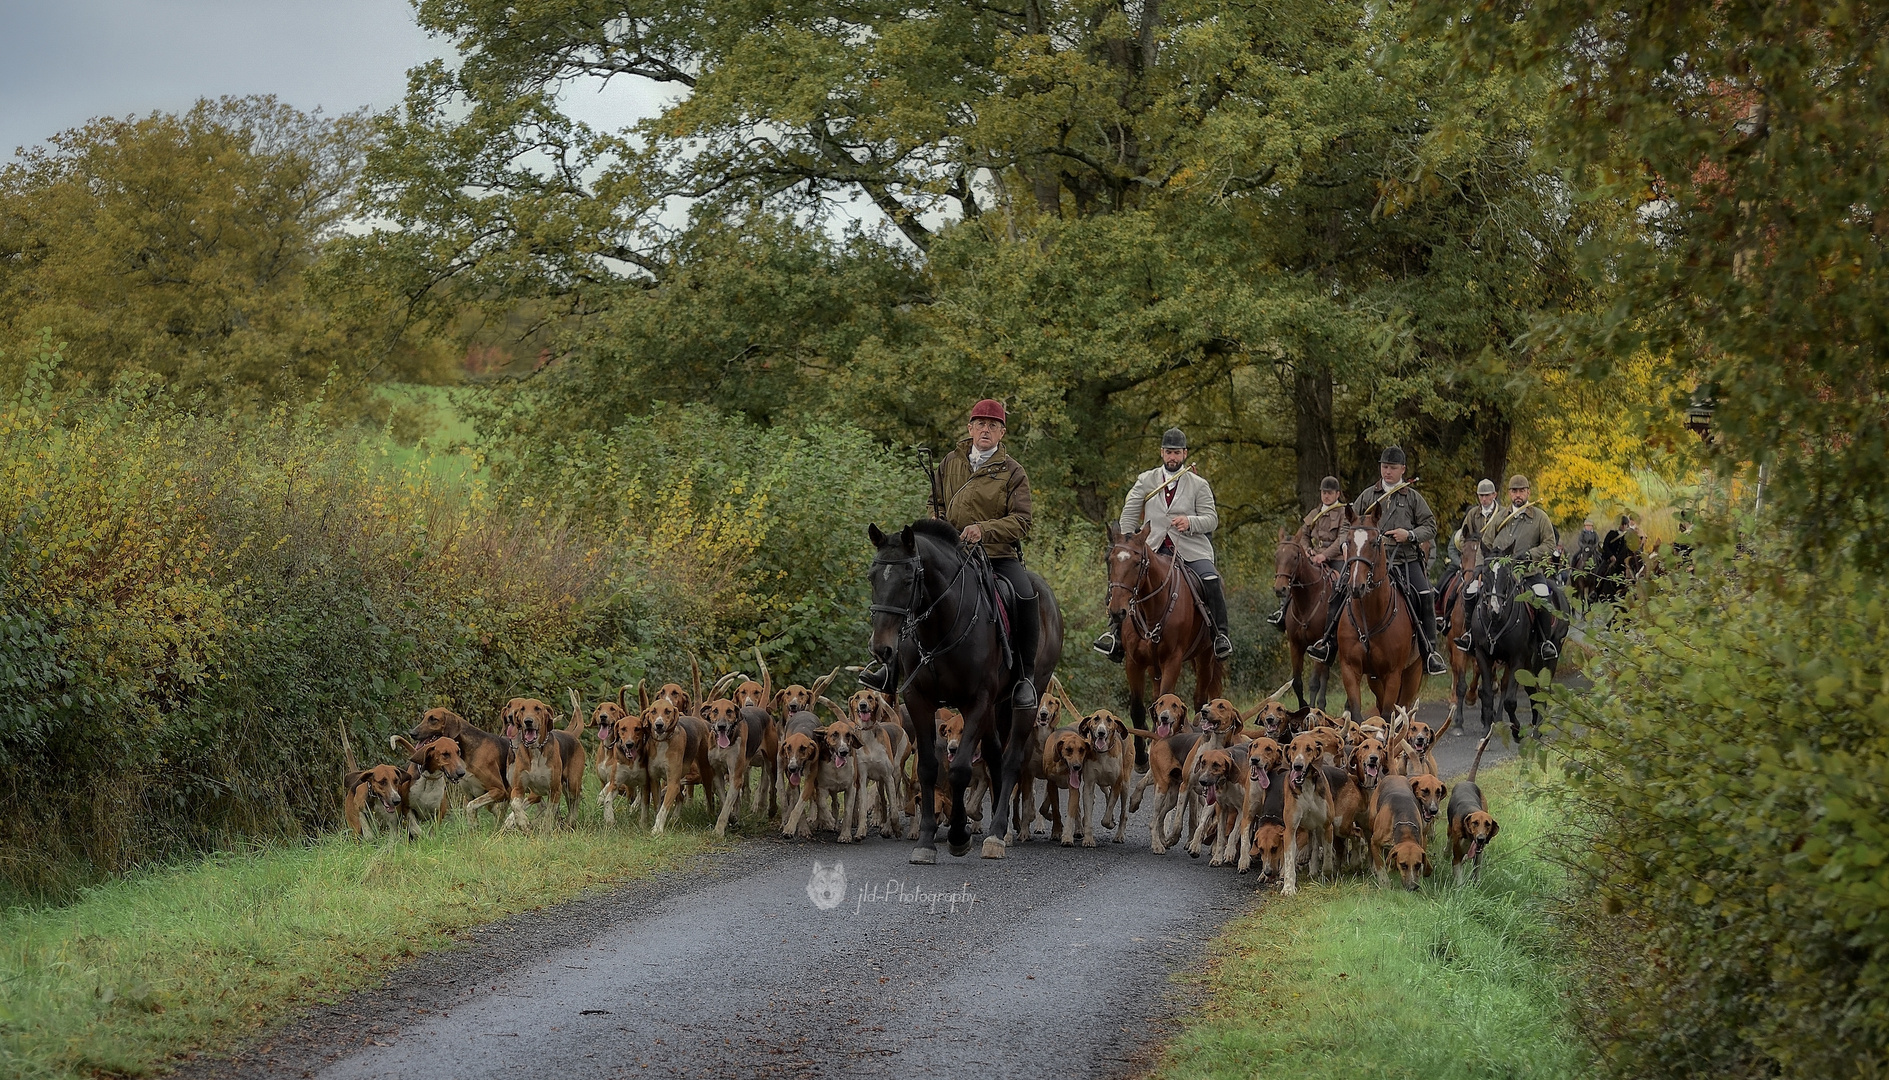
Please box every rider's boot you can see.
[1011,590,1041,710]
[1200,574,1234,660]
[858,660,896,693]
[1410,574,1448,676]
[1266,605,1286,628]
[1304,602,1343,664]
[1092,616,1125,663]
[1532,590,1560,661]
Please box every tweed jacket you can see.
[1120,465,1218,564]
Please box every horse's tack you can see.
[1110,542,1209,655]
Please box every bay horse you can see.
[1467,556,1564,742]
[865,520,1063,863]
[1333,510,1425,723]
[1104,522,1223,762]
[1440,537,1484,735]
[1272,527,1337,710]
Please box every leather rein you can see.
[870,543,986,693]
[1107,542,1183,646]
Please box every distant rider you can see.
[1476,474,1561,660]
[1268,476,1346,628]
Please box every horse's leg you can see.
[982,706,1029,859]
[945,700,986,858]
[1503,666,1522,743]
[907,691,941,864]
[1127,657,1150,772]
[1476,651,1498,738]
[1290,642,1307,709]
[1340,646,1366,723]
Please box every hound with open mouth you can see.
[1280,731,1337,895]
[498,696,586,834]
[641,689,714,836]
[1237,737,1286,875]
[702,695,775,835]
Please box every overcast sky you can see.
[0,0,676,159]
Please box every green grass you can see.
[1159,765,1590,1080]
[0,786,727,1080]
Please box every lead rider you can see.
[1091,427,1234,663]
[861,398,1041,710]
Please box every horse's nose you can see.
[1273,585,1286,598]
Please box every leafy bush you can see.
[0,353,919,897]
[1551,535,1889,1078]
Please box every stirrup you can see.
[1266,608,1286,628]
[1305,639,1334,663]
[1012,678,1039,710]
[1213,632,1234,661]
[1453,632,1473,653]
[1539,640,1559,660]
[1425,651,1448,676]
[1091,630,1118,657]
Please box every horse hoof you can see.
[981,837,1007,859]
[909,846,937,865]
[949,840,972,858]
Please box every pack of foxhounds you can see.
[342,653,1500,891]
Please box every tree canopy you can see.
[0,96,450,406]
[364,0,1599,529]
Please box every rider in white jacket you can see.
[1093,428,1234,662]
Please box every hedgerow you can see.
[0,352,916,898]
[1552,536,1889,1078]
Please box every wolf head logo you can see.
[806,860,846,910]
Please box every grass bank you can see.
[1159,764,1589,1080]
[0,795,724,1080]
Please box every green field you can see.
[1160,764,1589,1080]
[0,789,724,1080]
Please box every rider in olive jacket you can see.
[1305,446,1449,677]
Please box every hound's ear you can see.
[868,523,888,547]
[1436,782,1448,800]
[1487,817,1501,838]
[1422,855,1432,877]
[1113,718,1129,742]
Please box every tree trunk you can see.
[1293,361,1339,512]
[1479,412,1512,489]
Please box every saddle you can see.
[1175,559,1217,637]
[983,556,1018,670]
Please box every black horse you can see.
[866,520,1063,864]
[1466,557,1566,742]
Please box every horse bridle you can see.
[1338,528,1403,645]
[870,546,982,692]
[1107,542,1181,644]
[1274,540,1334,631]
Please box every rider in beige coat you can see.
[1093,427,1234,662]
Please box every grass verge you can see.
[0,790,726,1080]
[1158,764,1589,1080]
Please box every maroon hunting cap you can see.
[970,399,1008,424]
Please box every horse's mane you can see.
[908,518,961,546]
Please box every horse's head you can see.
[1460,537,1481,573]
[1341,506,1387,592]
[866,523,924,671]
[1104,521,1155,620]
[1484,558,1520,620]
[1273,526,1305,597]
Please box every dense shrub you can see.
[0,357,917,897]
[1551,536,1889,1078]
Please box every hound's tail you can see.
[567,688,587,738]
[1467,730,1493,783]
[339,721,360,773]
